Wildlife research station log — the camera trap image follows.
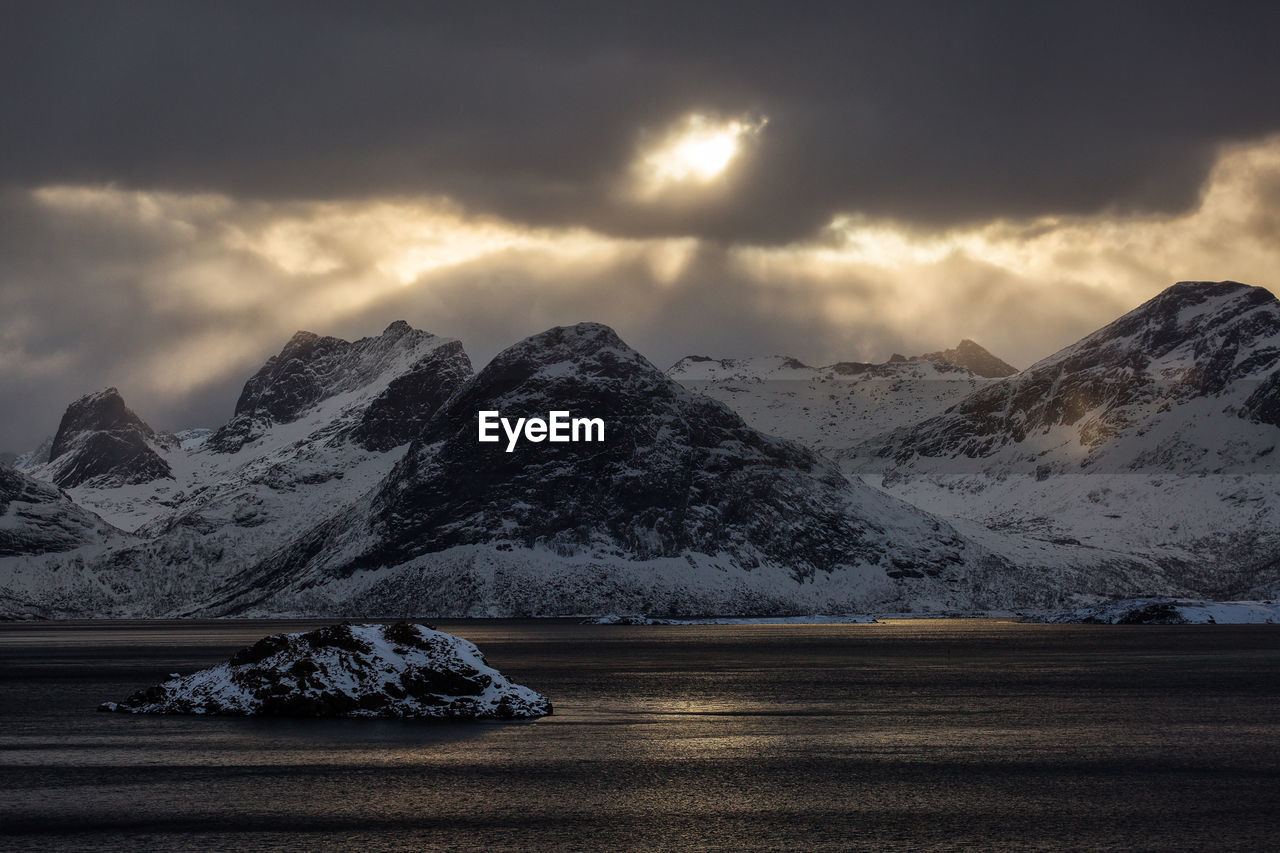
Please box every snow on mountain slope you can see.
[848,282,1280,598]
[669,353,998,455]
[14,437,52,471]
[0,466,135,618]
[862,282,1280,473]
[0,466,122,558]
[197,323,1051,618]
[35,321,473,534]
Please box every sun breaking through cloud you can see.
[628,113,768,201]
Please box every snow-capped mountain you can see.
[0,320,473,616]
[850,281,1280,599]
[198,323,1027,617]
[28,388,174,488]
[668,350,1000,455]
[3,286,1277,618]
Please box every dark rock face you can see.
[907,340,1018,378]
[0,452,15,468]
[45,388,172,488]
[352,340,474,451]
[208,321,472,453]
[284,323,972,587]
[0,466,117,556]
[874,282,1280,463]
[1240,370,1280,427]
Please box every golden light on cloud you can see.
[629,112,768,200]
[16,135,1280,411]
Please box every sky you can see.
[4,1,1280,449]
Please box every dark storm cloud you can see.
[5,1,1280,242]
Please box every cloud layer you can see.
[5,2,1280,243]
[3,136,1280,451]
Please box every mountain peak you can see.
[524,321,628,351]
[51,388,153,460]
[907,340,1017,378]
[45,388,172,488]
[208,322,472,453]
[283,329,322,349]
[486,323,656,383]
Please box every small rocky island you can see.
[99,622,551,719]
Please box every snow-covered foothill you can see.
[99,622,551,718]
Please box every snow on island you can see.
[98,623,551,719]
[1035,598,1280,625]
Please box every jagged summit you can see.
[40,388,172,488]
[491,322,656,378]
[208,320,472,453]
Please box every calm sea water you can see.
[1,619,1277,851]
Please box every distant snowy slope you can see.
[0,466,133,619]
[669,352,998,455]
[1035,598,1280,625]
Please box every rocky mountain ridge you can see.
[3,282,1278,618]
